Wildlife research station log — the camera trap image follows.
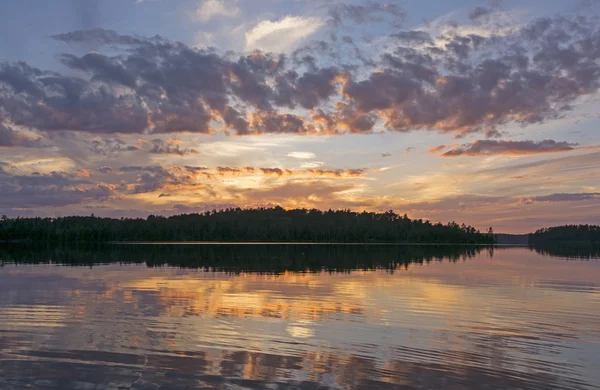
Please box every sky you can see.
[1,0,600,233]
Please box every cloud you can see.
[200,165,373,178]
[521,192,600,204]
[244,167,371,178]
[90,138,141,155]
[148,139,198,156]
[97,166,113,174]
[301,161,325,169]
[51,28,144,45]
[287,151,316,159]
[75,169,91,177]
[1,13,600,140]
[260,167,291,176]
[248,111,316,134]
[245,16,324,53]
[305,169,368,177]
[389,30,433,44]
[428,144,452,154]
[339,15,600,136]
[216,166,254,175]
[440,139,577,157]
[195,0,239,22]
[0,123,45,148]
[114,165,210,195]
[0,169,117,208]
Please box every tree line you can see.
[0,207,495,244]
[528,224,600,244]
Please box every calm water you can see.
[0,244,599,389]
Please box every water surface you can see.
[0,244,599,389]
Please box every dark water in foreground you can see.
[0,244,599,389]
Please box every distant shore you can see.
[0,208,495,244]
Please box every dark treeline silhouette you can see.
[0,207,494,244]
[0,243,491,273]
[529,224,600,244]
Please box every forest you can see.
[528,225,600,244]
[0,207,494,244]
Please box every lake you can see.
[0,244,599,389]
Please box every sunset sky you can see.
[1,0,600,233]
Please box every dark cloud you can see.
[60,52,138,88]
[340,15,600,136]
[9,171,90,187]
[51,28,145,45]
[117,165,210,194]
[389,31,433,44]
[260,168,290,176]
[440,139,577,157]
[119,165,177,194]
[274,67,342,110]
[1,13,600,140]
[0,169,116,208]
[0,61,149,133]
[249,112,315,134]
[0,40,342,136]
[148,139,198,156]
[90,138,140,155]
[521,192,600,203]
[217,166,248,175]
[181,165,208,173]
[311,105,378,134]
[0,123,45,148]
[306,168,367,177]
[207,166,372,178]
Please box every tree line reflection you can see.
[1,243,596,272]
[0,243,493,273]
[529,244,600,260]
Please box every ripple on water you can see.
[0,245,599,389]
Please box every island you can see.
[0,207,495,244]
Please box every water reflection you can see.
[530,243,600,260]
[0,244,599,389]
[0,243,493,272]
